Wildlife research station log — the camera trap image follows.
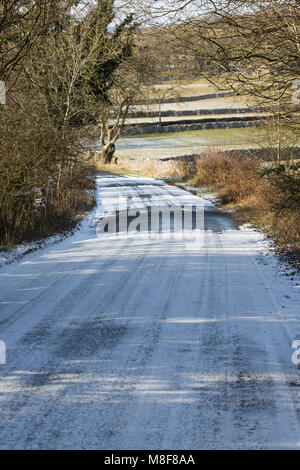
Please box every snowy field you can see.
[112,128,263,160]
[132,94,250,114]
[0,174,300,449]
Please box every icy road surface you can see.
[0,174,300,449]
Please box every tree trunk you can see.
[101,142,116,164]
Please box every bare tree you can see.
[81,0,145,164]
[141,0,300,161]
[98,43,152,163]
[0,0,58,89]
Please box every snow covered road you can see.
[0,174,300,449]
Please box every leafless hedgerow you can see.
[0,0,146,247]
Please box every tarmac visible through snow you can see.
[0,174,300,449]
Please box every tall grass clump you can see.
[174,149,300,262]
[193,150,261,205]
[263,168,300,259]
